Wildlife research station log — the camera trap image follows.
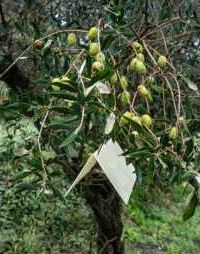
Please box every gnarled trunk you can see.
[84,178,124,254]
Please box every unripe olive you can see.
[52,77,61,83]
[119,91,131,105]
[147,76,155,86]
[110,72,118,85]
[68,101,73,107]
[132,130,139,136]
[130,58,138,72]
[52,85,60,92]
[147,92,153,103]
[135,60,147,75]
[67,33,77,46]
[124,111,134,119]
[88,27,98,40]
[157,55,167,68]
[137,53,145,62]
[132,42,143,53]
[58,51,63,57]
[34,39,43,49]
[92,61,102,71]
[61,76,70,82]
[95,52,105,63]
[120,111,134,125]
[51,77,61,91]
[137,84,149,97]
[120,76,128,89]
[168,127,178,140]
[89,42,100,55]
[132,116,142,126]
[141,114,152,128]
[53,47,60,53]
[179,116,184,122]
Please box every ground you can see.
[124,186,200,254]
[1,183,200,254]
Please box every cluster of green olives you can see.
[52,30,177,140]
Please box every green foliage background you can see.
[1,0,200,253]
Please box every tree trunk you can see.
[84,176,124,254]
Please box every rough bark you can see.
[0,64,30,91]
[84,175,124,254]
[50,144,125,254]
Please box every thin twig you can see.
[163,76,178,120]
[78,107,85,131]
[142,40,157,66]
[107,24,132,44]
[145,98,150,114]
[141,16,181,39]
[37,98,53,189]
[39,29,87,41]
[109,50,117,111]
[0,29,87,79]
[142,40,178,124]
[65,49,85,76]
[147,44,176,72]
[160,28,173,66]
[74,64,86,94]
[130,92,138,111]
[169,72,181,126]
[0,45,32,79]
[162,90,167,130]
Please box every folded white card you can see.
[64,139,136,204]
[94,140,136,204]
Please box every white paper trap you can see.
[64,139,136,204]
[94,140,136,204]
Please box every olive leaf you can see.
[85,81,110,96]
[104,112,116,135]
[60,127,81,148]
[183,191,199,221]
[181,76,198,92]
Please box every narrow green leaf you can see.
[49,115,79,129]
[101,34,115,50]
[184,138,194,160]
[50,92,77,101]
[123,147,154,158]
[51,81,77,92]
[88,69,112,86]
[147,159,155,183]
[6,102,31,109]
[183,77,198,92]
[60,127,80,148]
[160,133,169,148]
[183,191,198,221]
[12,171,31,180]
[50,106,73,113]
[14,182,38,193]
[129,120,143,133]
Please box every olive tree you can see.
[1,1,200,253]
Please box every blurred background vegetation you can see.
[1,0,200,253]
